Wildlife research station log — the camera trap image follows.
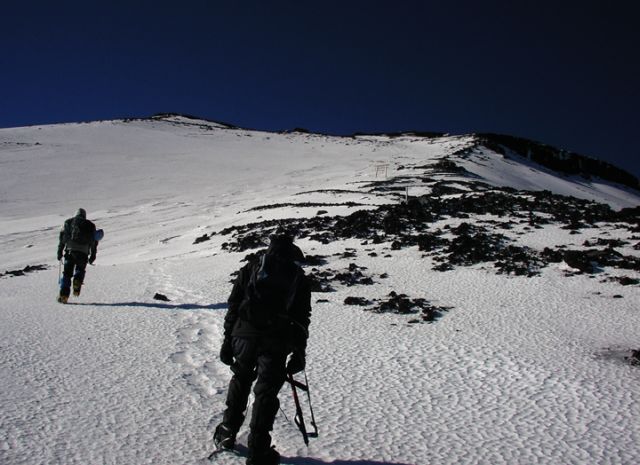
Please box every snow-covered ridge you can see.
[1,115,638,217]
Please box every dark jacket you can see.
[58,215,98,258]
[224,253,312,351]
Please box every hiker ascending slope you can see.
[56,208,100,303]
[214,233,312,465]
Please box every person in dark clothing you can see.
[57,208,99,303]
[214,234,312,465]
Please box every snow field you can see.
[1,116,639,464]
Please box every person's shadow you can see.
[281,459,415,465]
[231,446,415,465]
[69,301,227,311]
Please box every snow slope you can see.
[1,116,639,465]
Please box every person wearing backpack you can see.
[56,208,99,303]
[214,233,312,465]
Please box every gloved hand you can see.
[89,253,96,265]
[220,338,234,366]
[57,248,64,261]
[286,350,306,374]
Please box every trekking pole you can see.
[286,372,319,446]
[303,371,318,438]
[288,373,309,445]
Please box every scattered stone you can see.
[562,248,640,273]
[563,250,595,273]
[541,247,563,263]
[338,250,357,259]
[431,158,468,174]
[428,181,468,196]
[306,272,334,293]
[213,175,640,285]
[433,262,453,272]
[365,291,453,323]
[494,246,543,277]
[583,238,627,248]
[344,296,370,306]
[333,264,374,286]
[604,276,639,286]
[153,293,170,302]
[193,234,210,244]
[1,264,48,278]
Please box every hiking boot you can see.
[72,278,82,297]
[213,423,236,451]
[57,294,68,304]
[246,446,280,465]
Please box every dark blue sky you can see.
[2,1,639,176]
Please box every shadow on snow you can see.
[219,445,415,465]
[281,459,415,465]
[69,301,227,311]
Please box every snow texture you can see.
[1,115,639,465]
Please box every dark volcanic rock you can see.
[444,223,507,266]
[583,238,628,248]
[2,264,48,278]
[333,264,375,286]
[368,291,453,322]
[306,271,335,293]
[344,296,370,306]
[214,179,640,279]
[562,248,640,273]
[431,158,468,174]
[605,276,639,286]
[494,245,544,277]
[563,250,596,273]
[193,234,210,244]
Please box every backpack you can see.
[241,254,301,329]
[67,217,94,245]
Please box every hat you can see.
[75,208,87,219]
[267,234,305,262]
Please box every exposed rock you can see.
[193,234,210,244]
[605,276,639,286]
[367,291,453,322]
[1,264,48,278]
[344,296,370,306]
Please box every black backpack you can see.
[67,217,94,245]
[241,254,301,329]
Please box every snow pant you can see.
[222,336,289,456]
[60,251,88,297]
